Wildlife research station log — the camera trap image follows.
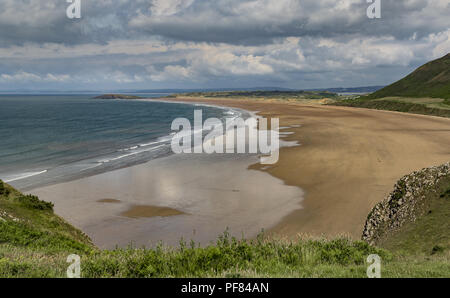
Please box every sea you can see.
[0,94,245,190]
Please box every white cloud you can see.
[428,29,450,59]
[0,72,70,82]
[150,0,195,16]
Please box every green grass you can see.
[1,179,449,278]
[1,232,448,278]
[80,235,391,278]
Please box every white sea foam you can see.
[2,170,48,183]
[98,144,167,164]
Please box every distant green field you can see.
[173,90,340,101]
[331,96,450,118]
[373,97,450,110]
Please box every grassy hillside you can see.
[369,53,450,99]
[0,179,449,278]
[0,180,95,277]
[330,54,450,117]
[0,180,93,253]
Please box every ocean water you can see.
[0,94,243,190]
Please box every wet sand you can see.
[98,199,185,218]
[121,205,185,218]
[30,97,450,247]
[31,153,303,248]
[97,199,121,203]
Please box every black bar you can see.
[2,278,446,297]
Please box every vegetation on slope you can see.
[369,53,450,99]
[0,180,93,253]
[0,179,449,278]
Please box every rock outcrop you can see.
[362,162,450,245]
[93,94,143,99]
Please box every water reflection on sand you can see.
[31,153,304,249]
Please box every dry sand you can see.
[163,97,450,239]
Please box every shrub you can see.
[431,245,445,255]
[0,180,9,196]
[440,188,450,199]
[17,195,54,211]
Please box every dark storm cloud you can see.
[0,0,145,46]
[1,0,449,46]
[131,0,437,44]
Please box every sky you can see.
[0,0,449,91]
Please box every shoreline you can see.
[9,98,246,192]
[27,97,306,248]
[27,96,450,247]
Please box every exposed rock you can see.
[0,210,21,222]
[362,162,450,245]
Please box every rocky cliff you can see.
[363,162,450,245]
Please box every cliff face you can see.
[363,162,450,245]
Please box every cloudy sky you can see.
[0,0,449,91]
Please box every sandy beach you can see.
[30,97,450,247]
[154,97,450,238]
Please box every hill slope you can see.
[0,180,94,253]
[369,53,450,99]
